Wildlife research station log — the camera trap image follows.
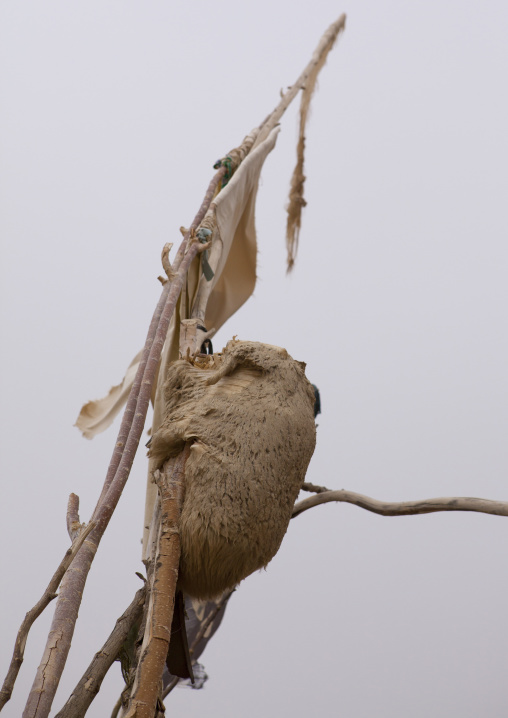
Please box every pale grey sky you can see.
[1,2,507,716]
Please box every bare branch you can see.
[161,676,179,699]
[253,14,346,149]
[124,447,190,718]
[66,494,83,542]
[301,482,331,494]
[54,587,145,718]
[111,695,123,718]
[160,243,175,281]
[0,521,95,712]
[292,489,508,519]
[172,168,226,273]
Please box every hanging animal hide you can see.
[148,339,316,600]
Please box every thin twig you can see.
[54,587,145,718]
[124,447,190,718]
[292,489,508,519]
[301,482,331,494]
[110,695,123,718]
[66,494,82,542]
[253,14,346,149]
[172,167,226,272]
[93,283,170,514]
[160,243,175,281]
[161,676,179,699]
[0,521,95,711]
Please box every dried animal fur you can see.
[148,339,316,600]
[285,18,345,271]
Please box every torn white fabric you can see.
[75,128,279,443]
[74,350,142,439]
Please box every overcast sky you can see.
[1,1,507,716]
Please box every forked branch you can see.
[0,519,95,711]
[54,587,146,718]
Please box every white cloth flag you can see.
[75,127,279,445]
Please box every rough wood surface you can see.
[54,588,145,718]
[0,520,95,712]
[124,448,189,718]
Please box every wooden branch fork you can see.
[0,507,95,711]
[54,588,146,718]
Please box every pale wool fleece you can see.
[149,340,316,600]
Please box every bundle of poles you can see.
[0,16,347,718]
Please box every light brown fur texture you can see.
[148,339,317,600]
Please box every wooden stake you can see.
[124,447,190,718]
